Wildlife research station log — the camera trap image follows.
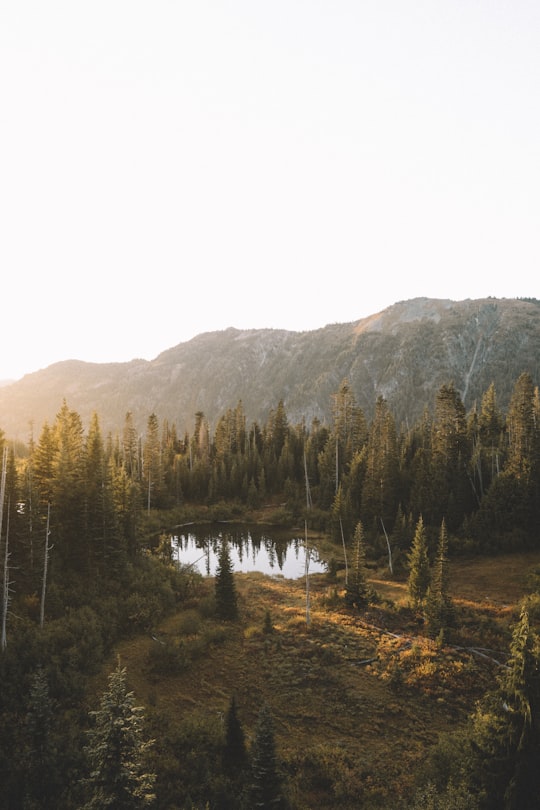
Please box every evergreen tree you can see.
[407,516,431,611]
[506,372,537,480]
[407,408,435,524]
[330,483,353,546]
[122,411,140,480]
[469,382,505,499]
[425,519,454,639]
[51,401,86,574]
[344,520,370,609]
[431,383,472,530]
[142,413,164,511]
[467,604,540,809]
[84,412,110,574]
[331,378,367,477]
[248,704,287,809]
[223,694,248,774]
[32,420,56,509]
[215,539,238,620]
[361,395,400,529]
[84,662,155,809]
[21,668,62,810]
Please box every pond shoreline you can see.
[171,522,328,580]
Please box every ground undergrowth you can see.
[93,549,540,808]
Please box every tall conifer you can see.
[84,662,155,809]
[468,605,540,809]
[407,516,430,611]
[223,694,248,774]
[425,519,454,639]
[344,520,370,609]
[248,704,287,809]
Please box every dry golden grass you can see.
[93,549,540,808]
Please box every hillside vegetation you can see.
[98,548,540,809]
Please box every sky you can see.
[1,1,538,381]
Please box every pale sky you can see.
[1,1,538,381]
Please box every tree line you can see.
[123,371,540,554]
[0,371,538,628]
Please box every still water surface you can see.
[171,524,326,579]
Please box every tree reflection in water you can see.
[171,524,326,580]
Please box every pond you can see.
[171,523,327,579]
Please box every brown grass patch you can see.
[91,550,540,808]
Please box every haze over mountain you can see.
[0,297,538,441]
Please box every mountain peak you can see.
[0,297,538,440]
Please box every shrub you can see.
[146,638,191,676]
[177,609,202,636]
[197,595,217,619]
[290,743,365,802]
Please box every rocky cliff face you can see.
[1,297,538,440]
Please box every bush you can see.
[123,591,167,632]
[177,609,202,636]
[197,594,217,619]
[290,743,365,803]
[146,638,191,676]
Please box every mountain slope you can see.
[1,297,539,440]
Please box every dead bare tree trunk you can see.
[0,448,8,650]
[0,447,6,556]
[305,519,311,626]
[40,502,51,629]
[340,517,349,585]
[1,498,10,651]
[380,516,393,576]
[304,453,312,625]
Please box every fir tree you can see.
[407,515,431,611]
[468,604,540,809]
[425,518,454,640]
[215,539,239,620]
[84,662,155,809]
[248,704,287,809]
[223,694,248,774]
[344,520,370,609]
[21,668,62,810]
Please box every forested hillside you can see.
[1,365,540,807]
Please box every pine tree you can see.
[344,520,370,610]
[361,395,399,528]
[425,519,454,639]
[331,379,367,476]
[122,411,140,480]
[84,412,110,573]
[215,539,238,620]
[84,662,155,809]
[143,413,163,511]
[407,516,431,611]
[471,382,505,496]
[22,668,62,810]
[330,483,353,546]
[431,383,472,530]
[468,604,540,809]
[248,704,287,809]
[223,694,248,774]
[506,372,537,480]
[51,401,86,574]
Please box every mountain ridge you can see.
[1,297,538,440]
